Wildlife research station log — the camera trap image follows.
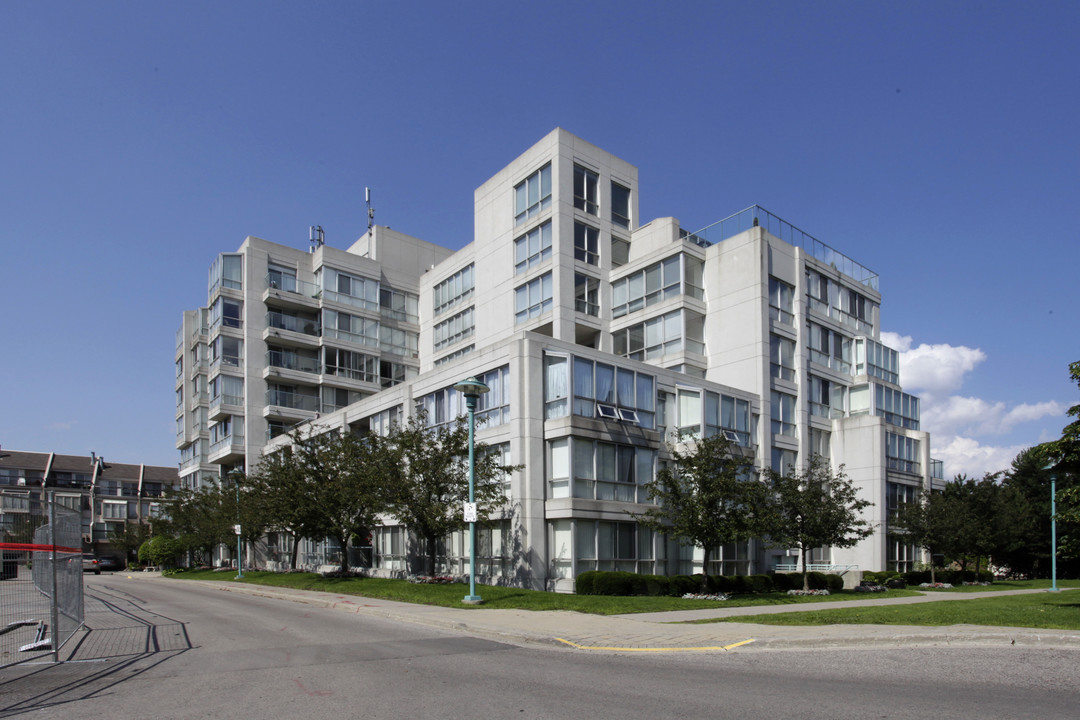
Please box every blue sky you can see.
[1,1,1077,476]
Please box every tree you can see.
[764,456,874,591]
[107,521,153,566]
[383,412,514,576]
[248,425,395,575]
[893,486,964,583]
[161,484,234,563]
[1046,361,1080,562]
[632,432,771,590]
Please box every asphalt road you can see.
[0,574,1077,719]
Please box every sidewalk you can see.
[159,575,1080,653]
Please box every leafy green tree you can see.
[1047,360,1080,562]
[249,426,396,574]
[632,432,771,590]
[764,456,874,591]
[160,485,234,564]
[138,535,184,568]
[383,412,515,576]
[107,521,153,566]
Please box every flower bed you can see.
[919,582,954,589]
[681,592,730,601]
[787,589,830,596]
[408,575,460,584]
[855,583,887,593]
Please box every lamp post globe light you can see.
[1044,462,1059,592]
[230,468,244,580]
[453,376,489,604]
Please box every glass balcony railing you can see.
[266,350,320,374]
[685,205,879,291]
[266,388,320,412]
[266,311,320,337]
[265,273,321,300]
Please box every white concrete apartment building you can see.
[175,128,942,589]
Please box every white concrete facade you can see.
[176,128,940,587]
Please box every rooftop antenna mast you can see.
[309,225,324,252]
[366,187,375,231]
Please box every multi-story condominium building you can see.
[0,449,179,561]
[176,128,943,589]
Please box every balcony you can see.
[209,433,246,464]
[265,349,320,375]
[264,310,321,348]
[263,273,321,310]
[264,388,320,421]
[209,392,244,421]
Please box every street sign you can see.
[463,502,477,523]
[233,524,242,535]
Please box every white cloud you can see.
[879,331,1067,477]
[46,421,75,431]
[880,332,985,396]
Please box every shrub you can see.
[770,572,798,591]
[575,571,598,595]
[669,575,699,596]
[904,570,932,585]
[806,571,829,590]
[748,574,775,593]
[886,577,907,589]
[709,574,733,593]
[643,574,670,597]
[139,536,183,568]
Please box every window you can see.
[554,438,654,503]
[416,366,510,429]
[810,428,831,459]
[887,433,921,475]
[514,273,552,323]
[379,360,416,388]
[267,264,297,293]
[855,338,900,385]
[379,287,419,323]
[702,391,752,446]
[323,268,379,311]
[379,326,419,357]
[613,309,704,360]
[576,520,655,574]
[433,264,474,316]
[611,182,630,229]
[876,385,921,430]
[514,163,552,225]
[574,274,599,316]
[433,345,474,367]
[210,375,244,408]
[569,356,654,428]
[886,481,919,522]
[434,307,475,350]
[771,391,796,437]
[769,276,794,325]
[808,322,852,374]
[211,335,242,368]
[209,297,242,330]
[544,354,569,419]
[770,334,795,382]
[322,310,378,347]
[209,253,242,293]
[322,386,364,413]
[574,223,599,265]
[102,501,127,521]
[612,255,686,317]
[610,236,630,267]
[772,447,798,474]
[267,345,320,374]
[809,375,845,419]
[324,347,378,383]
[514,222,552,274]
[574,165,598,215]
[887,534,918,572]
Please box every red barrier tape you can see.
[0,542,83,554]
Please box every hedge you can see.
[573,570,847,596]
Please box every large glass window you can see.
[855,338,900,385]
[417,366,510,429]
[809,375,845,419]
[551,438,654,503]
[612,255,684,318]
[379,287,419,324]
[574,165,598,215]
[569,356,654,428]
[544,355,569,419]
[433,264,474,317]
[613,309,704,360]
[808,322,852,374]
[771,391,797,437]
[887,432,921,475]
[574,223,599,265]
[769,276,794,325]
[876,385,921,430]
[514,163,552,225]
[379,326,419,358]
[574,274,599,316]
[323,309,379,347]
[514,222,552,274]
[576,520,655,574]
[323,268,379,311]
[611,182,630,229]
[770,334,795,382]
[323,347,378,383]
[434,307,475,350]
[209,253,242,294]
[514,273,552,323]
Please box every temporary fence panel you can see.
[1,492,85,669]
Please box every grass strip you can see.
[698,590,1080,630]
[165,569,923,615]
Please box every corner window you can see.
[514,222,552,274]
[574,223,599,265]
[574,165,598,215]
[514,164,552,226]
[611,182,630,229]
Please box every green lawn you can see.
[699,589,1080,630]
[166,569,922,615]
[916,578,1080,592]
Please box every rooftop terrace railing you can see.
[683,205,879,291]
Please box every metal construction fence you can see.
[1,492,84,669]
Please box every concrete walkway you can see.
[145,574,1080,653]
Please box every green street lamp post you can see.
[1044,462,1058,592]
[454,376,489,605]
[231,469,244,580]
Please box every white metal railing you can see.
[774,563,859,573]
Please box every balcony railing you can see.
[266,311,320,337]
[266,389,320,412]
[685,205,879,291]
[266,350,320,374]
[265,273,321,300]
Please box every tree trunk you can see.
[290,533,300,570]
[929,549,937,584]
[338,533,349,575]
[426,535,436,576]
